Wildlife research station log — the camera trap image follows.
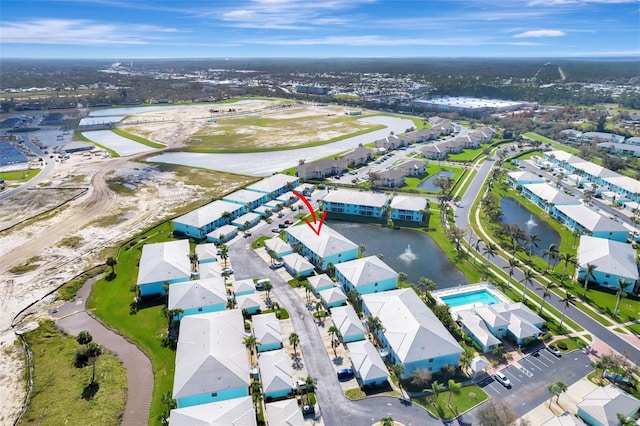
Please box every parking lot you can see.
[479,348,593,416]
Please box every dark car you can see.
[278,223,288,229]
[337,368,355,380]
[301,405,315,417]
[284,220,293,225]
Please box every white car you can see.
[493,371,512,388]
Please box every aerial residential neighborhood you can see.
[2,10,640,421]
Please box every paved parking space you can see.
[478,349,593,416]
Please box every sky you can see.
[0,0,639,59]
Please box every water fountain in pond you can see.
[526,214,537,228]
[399,244,417,263]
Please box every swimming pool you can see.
[440,289,499,308]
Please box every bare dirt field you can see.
[0,100,376,424]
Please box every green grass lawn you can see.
[447,144,491,162]
[523,132,557,145]
[19,320,127,426]
[627,323,640,335]
[403,164,464,193]
[412,384,488,420]
[561,279,639,325]
[87,222,179,425]
[0,169,41,181]
[553,336,589,353]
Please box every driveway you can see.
[479,349,593,417]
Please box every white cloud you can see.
[513,29,566,38]
[0,18,181,45]
[528,0,637,5]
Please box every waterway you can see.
[418,170,454,192]
[499,197,561,258]
[327,219,468,289]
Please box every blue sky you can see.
[1,0,639,58]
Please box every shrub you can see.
[557,341,568,350]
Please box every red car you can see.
[284,220,293,225]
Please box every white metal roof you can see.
[335,256,398,288]
[523,183,581,206]
[507,170,544,183]
[173,310,250,399]
[346,340,389,383]
[321,189,389,208]
[173,200,244,228]
[456,310,501,348]
[236,293,262,311]
[137,240,190,285]
[169,396,256,426]
[286,224,358,259]
[554,204,627,234]
[233,278,256,295]
[331,305,366,340]
[246,173,298,195]
[282,253,315,274]
[603,175,640,195]
[577,236,639,280]
[577,384,640,426]
[257,349,293,395]
[389,195,427,212]
[265,399,304,426]
[252,312,282,349]
[223,189,266,204]
[362,288,462,363]
[206,224,238,240]
[168,278,227,311]
[264,237,292,257]
[195,243,218,262]
[319,286,348,306]
[307,274,335,292]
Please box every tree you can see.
[358,244,366,255]
[398,272,408,286]
[582,263,597,297]
[617,413,636,426]
[86,341,102,385]
[613,278,628,317]
[476,398,517,426]
[331,337,340,358]
[366,315,383,340]
[409,368,432,389]
[219,244,229,268]
[547,381,568,405]
[541,243,559,273]
[392,364,406,388]
[446,379,462,408]
[536,283,557,315]
[527,233,541,260]
[266,249,278,266]
[429,381,445,406]
[315,301,325,323]
[77,330,93,346]
[264,282,273,301]
[328,325,339,342]
[158,392,177,426]
[559,292,577,331]
[483,243,498,261]
[106,256,117,275]
[380,417,394,426]
[289,332,300,357]
[558,252,576,283]
[519,269,536,303]
[415,277,437,303]
[503,258,519,284]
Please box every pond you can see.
[418,170,454,192]
[327,220,468,289]
[500,197,561,258]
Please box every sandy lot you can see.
[0,100,380,424]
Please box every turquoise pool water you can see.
[441,289,499,307]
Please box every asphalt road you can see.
[454,153,640,365]
[480,348,593,417]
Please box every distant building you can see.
[296,85,329,95]
[553,204,629,242]
[413,97,534,114]
[296,159,347,180]
[341,146,374,167]
[245,173,299,199]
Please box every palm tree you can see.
[536,283,557,314]
[326,262,336,278]
[519,269,536,303]
[219,245,229,268]
[613,278,628,318]
[366,316,383,340]
[380,417,394,426]
[328,325,339,342]
[331,337,340,358]
[106,256,117,275]
[244,335,257,356]
[547,381,568,405]
[398,272,408,286]
[266,249,278,266]
[503,258,519,284]
[188,252,198,269]
[527,233,540,260]
[358,244,366,256]
[348,289,361,312]
[483,243,498,261]
[86,341,102,385]
[415,277,437,303]
[541,243,559,273]
[77,330,93,346]
[471,238,483,265]
[289,332,300,357]
[392,364,406,390]
[429,381,445,406]
[582,263,597,297]
[315,301,324,323]
[559,292,577,331]
[558,252,576,283]
[264,282,273,301]
[446,379,462,408]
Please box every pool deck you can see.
[432,282,511,315]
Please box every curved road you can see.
[454,154,640,365]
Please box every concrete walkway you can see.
[52,277,153,426]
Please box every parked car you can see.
[271,228,280,233]
[270,261,284,270]
[278,223,288,229]
[301,405,315,417]
[293,379,310,391]
[221,267,233,275]
[337,368,355,380]
[493,371,512,388]
[547,345,562,357]
[284,220,293,225]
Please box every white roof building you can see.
[170,396,256,426]
[577,384,640,426]
[286,224,359,261]
[173,200,244,229]
[236,293,262,312]
[265,399,304,426]
[258,349,293,397]
[362,288,462,369]
[577,236,639,291]
[523,183,581,206]
[224,189,267,205]
[172,310,249,403]
[195,243,218,263]
[389,195,427,212]
[282,253,315,276]
[168,278,227,312]
[554,204,628,235]
[319,286,348,307]
[252,312,282,351]
[199,262,222,280]
[137,240,191,286]
[572,162,620,180]
[246,173,298,195]
[233,279,256,295]
[603,175,640,196]
[331,305,366,342]
[456,309,501,351]
[232,212,261,228]
[334,256,398,290]
[346,340,390,385]
[321,189,389,208]
[474,302,544,341]
[264,237,292,258]
[307,274,335,293]
[207,224,239,242]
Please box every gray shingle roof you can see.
[137,240,190,285]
